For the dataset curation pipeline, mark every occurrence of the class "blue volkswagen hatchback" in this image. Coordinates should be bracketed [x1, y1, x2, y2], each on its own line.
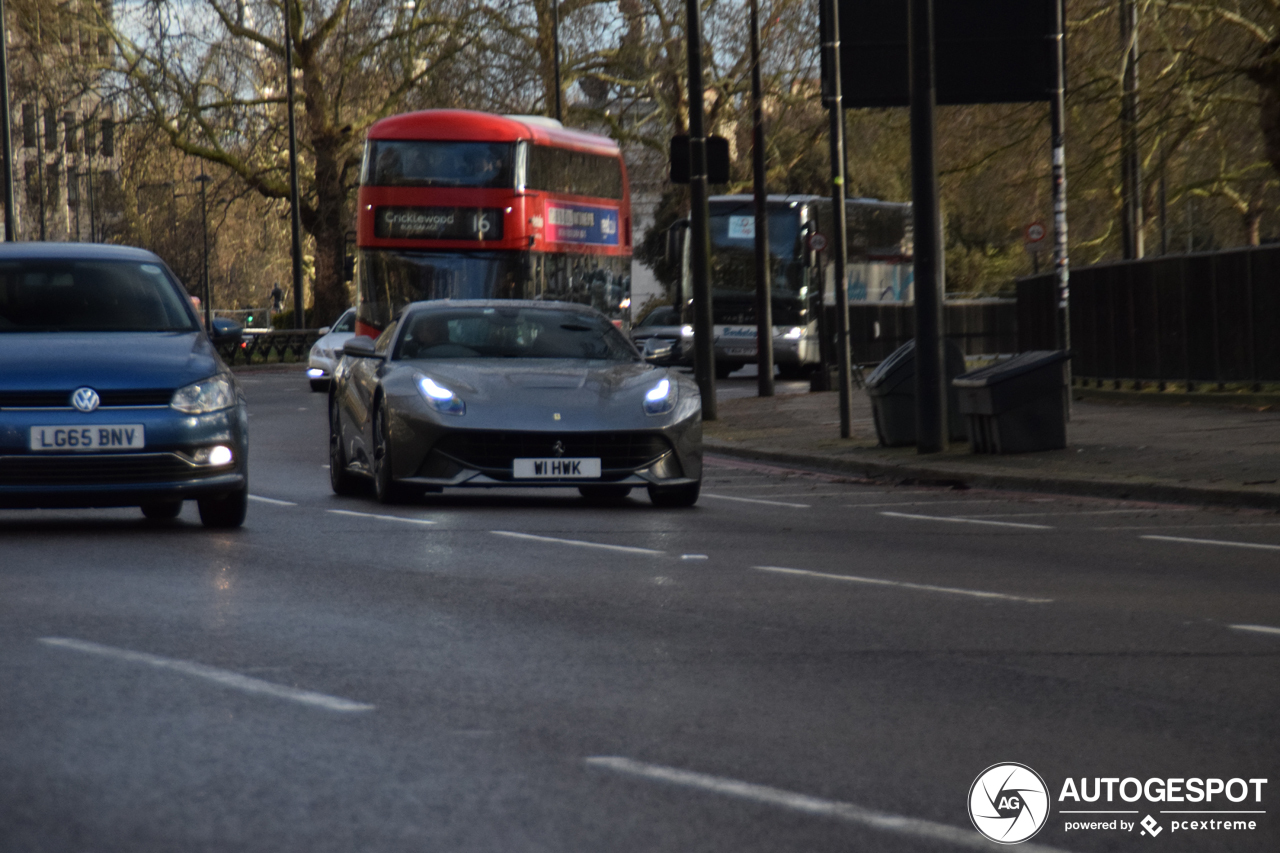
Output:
[0, 243, 248, 527]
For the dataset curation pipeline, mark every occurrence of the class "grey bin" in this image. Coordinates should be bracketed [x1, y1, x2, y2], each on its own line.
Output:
[952, 350, 1071, 454]
[864, 339, 968, 447]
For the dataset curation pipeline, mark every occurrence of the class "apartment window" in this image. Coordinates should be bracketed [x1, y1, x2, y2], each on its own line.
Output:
[44, 108, 57, 150]
[45, 165, 60, 207]
[64, 112, 78, 154]
[84, 119, 97, 156]
[101, 118, 114, 157]
[68, 170, 80, 208]
[21, 104, 35, 148]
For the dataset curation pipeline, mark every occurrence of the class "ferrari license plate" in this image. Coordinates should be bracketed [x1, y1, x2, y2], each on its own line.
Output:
[513, 457, 601, 478]
[30, 424, 146, 451]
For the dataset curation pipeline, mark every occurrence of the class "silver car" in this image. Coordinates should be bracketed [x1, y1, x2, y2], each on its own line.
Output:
[329, 300, 703, 507]
[629, 305, 691, 366]
[307, 308, 356, 391]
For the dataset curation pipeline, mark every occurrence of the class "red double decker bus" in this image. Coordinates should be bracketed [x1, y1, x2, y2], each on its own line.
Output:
[354, 110, 632, 339]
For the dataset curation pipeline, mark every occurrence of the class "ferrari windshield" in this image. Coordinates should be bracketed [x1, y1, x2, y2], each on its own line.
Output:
[0, 260, 199, 332]
[395, 306, 638, 361]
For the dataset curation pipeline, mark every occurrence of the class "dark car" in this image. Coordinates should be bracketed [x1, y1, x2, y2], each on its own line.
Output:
[629, 305, 690, 366]
[0, 243, 249, 527]
[330, 300, 702, 507]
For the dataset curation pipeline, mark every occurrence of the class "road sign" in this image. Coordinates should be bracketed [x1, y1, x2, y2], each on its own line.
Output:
[807, 231, 828, 253]
[1024, 221, 1047, 245]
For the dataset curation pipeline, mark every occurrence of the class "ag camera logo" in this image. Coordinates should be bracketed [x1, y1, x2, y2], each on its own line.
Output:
[969, 763, 1051, 844]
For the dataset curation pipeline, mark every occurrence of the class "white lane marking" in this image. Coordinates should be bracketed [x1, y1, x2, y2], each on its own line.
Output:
[845, 499, 1003, 508]
[702, 493, 811, 508]
[1228, 624, 1280, 637]
[585, 756, 1072, 853]
[491, 530, 664, 556]
[1096, 522, 1280, 530]
[754, 565, 1053, 604]
[1141, 534, 1280, 552]
[961, 508, 1195, 518]
[327, 509, 436, 526]
[248, 494, 297, 506]
[680, 554, 709, 560]
[880, 511, 1053, 530]
[38, 637, 374, 712]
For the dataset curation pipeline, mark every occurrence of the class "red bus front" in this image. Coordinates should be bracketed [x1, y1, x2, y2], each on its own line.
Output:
[355, 110, 633, 339]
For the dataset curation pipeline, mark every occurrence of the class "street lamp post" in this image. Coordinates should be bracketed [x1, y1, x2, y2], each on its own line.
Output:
[0, 0, 17, 240]
[195, 168, 212, 333]
[283, 0, 305, 328]
[685, 0, 716, 421]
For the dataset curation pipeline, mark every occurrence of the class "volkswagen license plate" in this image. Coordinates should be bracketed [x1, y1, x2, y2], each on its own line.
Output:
[30, 425, 146, 451]
[724, 347, 756, 356]
[513, 457, 601, 478]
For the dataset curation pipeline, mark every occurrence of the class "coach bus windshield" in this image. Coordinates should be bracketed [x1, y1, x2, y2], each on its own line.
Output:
[364, 141, 514, 189]
[708, 207, 806, 324]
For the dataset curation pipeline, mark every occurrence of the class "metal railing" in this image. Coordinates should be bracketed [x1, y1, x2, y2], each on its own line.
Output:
[1018, 245, 1280, 388]
[215, 330, 322, 366]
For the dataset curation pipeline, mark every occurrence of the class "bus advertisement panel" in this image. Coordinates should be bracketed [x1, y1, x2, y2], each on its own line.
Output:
[354, 110, 632, 339]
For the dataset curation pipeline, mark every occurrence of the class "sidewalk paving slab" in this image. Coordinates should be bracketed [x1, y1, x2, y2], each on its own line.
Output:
[704, 388, 1280, 511]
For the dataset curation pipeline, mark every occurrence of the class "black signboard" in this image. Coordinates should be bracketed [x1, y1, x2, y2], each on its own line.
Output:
[840, 0, 1056, 107]
[374, 207, 505, 241]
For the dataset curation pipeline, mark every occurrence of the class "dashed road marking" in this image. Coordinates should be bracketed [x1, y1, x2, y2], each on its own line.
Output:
[1228, 624, 1280, 637]
[39, 637, 374, 712]
[327, 509, 436, 525]
[585, 756, 1072, 852]
[702, 493, 810, 508]
[491, 530, 664, 556]
[248, 494, 297, 506]
[880, 511, 1053, 530]
[753, 565, 1053, 604]
[1141, 534, 1280, 552]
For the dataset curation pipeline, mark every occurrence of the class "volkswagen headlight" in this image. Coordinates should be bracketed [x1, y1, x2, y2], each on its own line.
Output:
[415, 373, 465, 415]
[776, 326, 803, 339]
[171, 375, 236, 414]
[643, 377, 678, 416]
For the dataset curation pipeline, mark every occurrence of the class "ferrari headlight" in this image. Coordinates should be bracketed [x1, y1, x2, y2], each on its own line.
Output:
[415, 373, 465, 416]
[171, 375, 236, 414]
[643, 377, 677, 416]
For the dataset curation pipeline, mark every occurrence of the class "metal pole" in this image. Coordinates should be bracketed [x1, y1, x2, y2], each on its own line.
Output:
[685, 0, 716, 420]
[551, 0, 563, 123]
[1051, 0, 1070, 359]
[909, 0, 946, 453]
[197, 166, 212, 333]
[0, 0, 16, 241]
[821, 0, 852, 437]
[1119, 0, 1143, 259]
[750, 0, 774, 397]
[284, 0, 306, 327]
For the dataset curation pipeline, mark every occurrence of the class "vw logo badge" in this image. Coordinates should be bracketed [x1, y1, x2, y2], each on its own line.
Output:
[71, 387, 100, 413]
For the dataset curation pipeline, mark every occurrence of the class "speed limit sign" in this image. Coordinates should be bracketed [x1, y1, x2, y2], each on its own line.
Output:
[1024, 222, 1047, 245]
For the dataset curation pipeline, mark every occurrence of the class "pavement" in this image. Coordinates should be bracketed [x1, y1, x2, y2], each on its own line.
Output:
[705, 378, 1280, 510]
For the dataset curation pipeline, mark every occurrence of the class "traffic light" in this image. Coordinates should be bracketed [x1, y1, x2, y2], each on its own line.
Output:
[246, 314, 254, 325]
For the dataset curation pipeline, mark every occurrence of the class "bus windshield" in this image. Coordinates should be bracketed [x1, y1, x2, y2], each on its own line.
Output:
[709, 209, 803, 294]
[364, 141, 514, 188]
[359, 250, 524, 329]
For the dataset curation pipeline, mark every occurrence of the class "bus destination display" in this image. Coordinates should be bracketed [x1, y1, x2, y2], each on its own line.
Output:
[374, 206, 505, 241]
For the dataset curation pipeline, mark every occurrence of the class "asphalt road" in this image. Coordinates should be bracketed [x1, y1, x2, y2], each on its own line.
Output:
[1, 370, 1277, 852]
